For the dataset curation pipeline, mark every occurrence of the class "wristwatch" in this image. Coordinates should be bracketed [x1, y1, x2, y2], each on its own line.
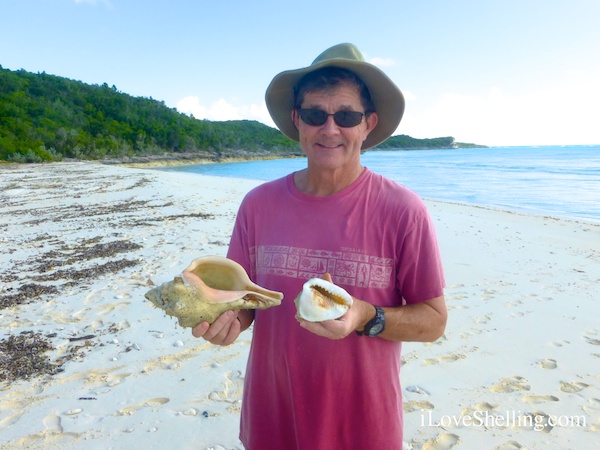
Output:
[356, 306, 385, 337]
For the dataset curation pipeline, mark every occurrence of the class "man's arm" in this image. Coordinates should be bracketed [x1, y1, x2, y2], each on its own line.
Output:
[299, 295, 446, 342]
[375, 295, 447, 342]
[298, 272, 446, 342]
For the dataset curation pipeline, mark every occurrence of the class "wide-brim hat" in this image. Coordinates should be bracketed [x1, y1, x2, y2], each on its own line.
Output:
[265, 43, 405, 150]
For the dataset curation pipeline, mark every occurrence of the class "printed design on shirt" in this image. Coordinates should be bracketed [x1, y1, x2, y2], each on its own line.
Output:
[249, 245, 392, 289]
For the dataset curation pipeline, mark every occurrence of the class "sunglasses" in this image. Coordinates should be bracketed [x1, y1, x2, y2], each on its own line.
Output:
[298, 109, 366, 128]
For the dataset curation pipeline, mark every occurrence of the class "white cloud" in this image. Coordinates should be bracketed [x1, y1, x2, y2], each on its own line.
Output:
[399, 70, 600, 146]
[401, 89, 416, 102]
[176, 96, 276, 127]
[177, 96, 207, 118]
[368, 56, 396, 67]
[176, 70, 600, 147]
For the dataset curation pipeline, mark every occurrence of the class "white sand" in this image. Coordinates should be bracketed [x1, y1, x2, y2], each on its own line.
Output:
[0, 162, 598, 450]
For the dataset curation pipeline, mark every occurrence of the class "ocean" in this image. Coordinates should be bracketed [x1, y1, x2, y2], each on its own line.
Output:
[159, 146, 600, 224]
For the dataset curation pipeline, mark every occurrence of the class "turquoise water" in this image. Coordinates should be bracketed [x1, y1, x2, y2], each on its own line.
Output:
[159, 146, 600, 223]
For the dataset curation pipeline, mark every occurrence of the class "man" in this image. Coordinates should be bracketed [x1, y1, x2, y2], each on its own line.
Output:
[193, 43, 447, 449]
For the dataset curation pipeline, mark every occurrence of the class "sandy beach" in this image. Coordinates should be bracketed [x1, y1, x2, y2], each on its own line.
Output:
[1, 162, 599, 450]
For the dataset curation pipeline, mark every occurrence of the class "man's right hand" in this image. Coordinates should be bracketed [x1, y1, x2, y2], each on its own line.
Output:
[192, 310, 242, 346]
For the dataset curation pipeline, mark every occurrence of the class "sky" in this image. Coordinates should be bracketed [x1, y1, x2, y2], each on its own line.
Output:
[2, 0, 599, 147]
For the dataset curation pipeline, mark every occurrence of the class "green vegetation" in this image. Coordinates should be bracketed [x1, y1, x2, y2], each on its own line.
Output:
[376, 135, 486, 150]
[0, 66, 300, 163]
[0, 66, 485, 163]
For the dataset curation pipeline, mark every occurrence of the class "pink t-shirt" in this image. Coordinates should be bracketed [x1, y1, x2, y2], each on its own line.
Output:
[227, 168, 445, 449]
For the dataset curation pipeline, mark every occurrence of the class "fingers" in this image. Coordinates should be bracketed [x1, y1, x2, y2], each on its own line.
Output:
[321, 272, 333, 282]
[191, 321, 210, 338]
[299, 317, 349, 340]
[191, 310, 241, 346]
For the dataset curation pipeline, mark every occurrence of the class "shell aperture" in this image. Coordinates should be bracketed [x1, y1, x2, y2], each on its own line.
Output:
[294, 278, 353, 322]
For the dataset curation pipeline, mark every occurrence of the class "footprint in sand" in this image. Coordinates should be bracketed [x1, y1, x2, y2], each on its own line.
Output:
[0, 395, 30, 429]
[106, 372, 132, 387]
[448, 304, 469, 311]
[522, 412, 553, 433]
[495, 441, 524, 450]
[117, 397, 170, 416]
[422, 432, 460, 450]
[583, 398, 600, 415]
[404, 400, 434, 413]
[538, 358, 557, 369]
[526, 293, 553, 302]
[208, 371, 245, 412]
[43, 413, 63, 432]
[460, 328, 483, 339]
[424, 353, 466, 365]
[461, 401, 496, 416]
[481, 290, 496, 301]
[98, 302, 130, 316]
[505, 299, 523, 307]
[522, 395, 560, 404]
[489, 376, 530, 393]
[559, 381, 589, 393]
[142, 343, 212, 372]
[583, 327, 600, 336]
[474, 315, 491, 324]
[448, 293, 469, 301]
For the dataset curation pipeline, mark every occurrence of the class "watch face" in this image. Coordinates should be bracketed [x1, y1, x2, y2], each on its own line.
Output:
[365, 306, 385, 336]
[368, 323, 384, 336]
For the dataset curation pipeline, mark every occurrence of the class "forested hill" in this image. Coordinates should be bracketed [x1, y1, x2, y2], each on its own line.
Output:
[378, 134, 485, 150]
[0, 67, 484, 163]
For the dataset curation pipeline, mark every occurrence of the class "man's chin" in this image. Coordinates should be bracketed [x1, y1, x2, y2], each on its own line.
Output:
[315, 143, 344, 151]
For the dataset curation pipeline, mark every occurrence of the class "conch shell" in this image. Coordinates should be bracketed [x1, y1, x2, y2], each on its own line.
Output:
[294, 278, 353, 322]
[145, 256, 283, 328]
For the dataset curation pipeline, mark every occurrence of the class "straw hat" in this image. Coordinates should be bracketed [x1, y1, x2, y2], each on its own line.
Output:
[265, 43, 405, 150]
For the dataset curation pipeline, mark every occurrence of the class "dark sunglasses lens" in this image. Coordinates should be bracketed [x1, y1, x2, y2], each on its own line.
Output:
[299, 109, 364, 127]
[334, 111, 364, 127]
[300, 109, 328, 126]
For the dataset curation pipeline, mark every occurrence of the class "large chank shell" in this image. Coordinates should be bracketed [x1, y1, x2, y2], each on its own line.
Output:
[145, 256, 283, 328]
[294, 278, 353, 322]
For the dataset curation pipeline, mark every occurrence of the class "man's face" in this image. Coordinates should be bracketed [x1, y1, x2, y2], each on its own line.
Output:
[292, 83, 378, 172]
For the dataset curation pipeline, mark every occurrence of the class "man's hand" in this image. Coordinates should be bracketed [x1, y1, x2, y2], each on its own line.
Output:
[298, 297, 374, 339]
[192, 310, 242, 346]
[296, 272, 375, 340]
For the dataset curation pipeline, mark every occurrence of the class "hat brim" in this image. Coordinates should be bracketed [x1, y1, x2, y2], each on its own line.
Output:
[265, 58, 404, 150]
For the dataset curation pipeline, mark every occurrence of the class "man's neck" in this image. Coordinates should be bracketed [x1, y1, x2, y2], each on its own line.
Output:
[294, 165, 365, 197]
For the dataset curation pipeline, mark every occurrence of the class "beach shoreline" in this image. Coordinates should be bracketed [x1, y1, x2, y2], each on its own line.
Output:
[1, 162, 599, 449]
[100, 150, 305, 169]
